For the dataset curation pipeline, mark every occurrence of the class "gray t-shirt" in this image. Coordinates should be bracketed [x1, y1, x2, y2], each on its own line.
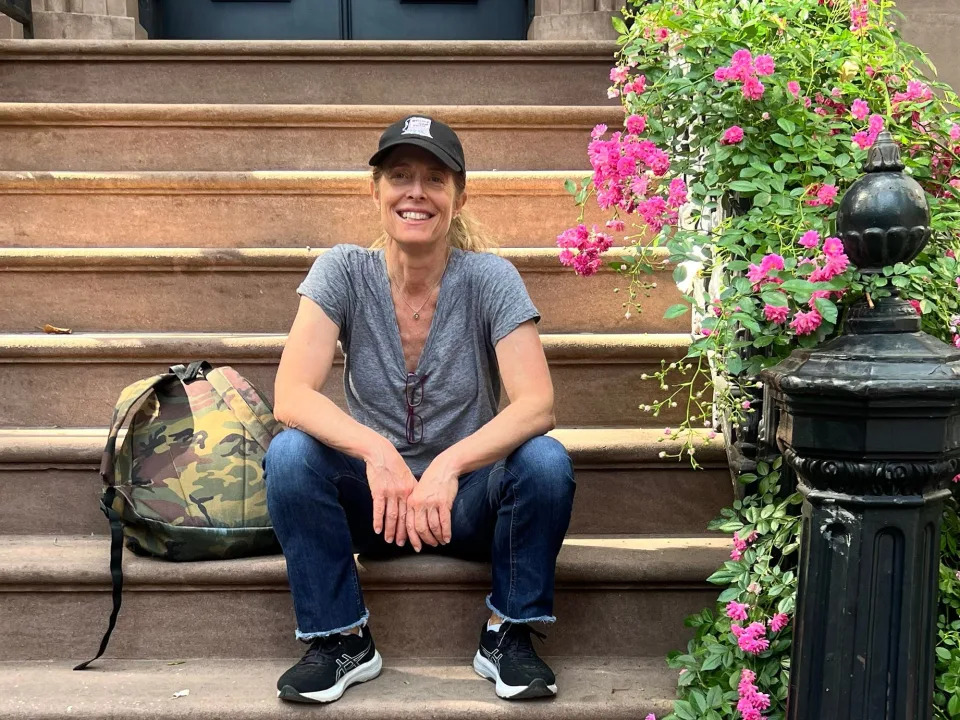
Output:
[296, 244, 541, 478]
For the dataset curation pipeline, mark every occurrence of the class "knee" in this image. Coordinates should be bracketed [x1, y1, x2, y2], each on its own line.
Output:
[264, 429, 332, 505]
[506, 435, 575, 503]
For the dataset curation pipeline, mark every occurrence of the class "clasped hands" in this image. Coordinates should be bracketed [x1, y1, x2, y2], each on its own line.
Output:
[364, 444, 458, 552]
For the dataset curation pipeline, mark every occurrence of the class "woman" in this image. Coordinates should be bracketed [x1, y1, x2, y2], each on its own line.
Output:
[263, 115, 576, 704]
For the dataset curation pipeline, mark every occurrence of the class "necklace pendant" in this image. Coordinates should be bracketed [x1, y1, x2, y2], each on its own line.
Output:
[413, 312, 420, 320]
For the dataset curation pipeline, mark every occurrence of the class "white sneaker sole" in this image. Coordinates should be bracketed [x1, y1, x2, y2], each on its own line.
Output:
[473, 651, 557, 700]
[278, 650, 382, 703]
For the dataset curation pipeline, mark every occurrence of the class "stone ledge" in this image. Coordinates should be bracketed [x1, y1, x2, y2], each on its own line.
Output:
[0, 101, 620, 129]
[0, 38, 619, 58]
[0, 658, 676, 720]
[0, 426, 724, 466]
[0, 533, 730, 588]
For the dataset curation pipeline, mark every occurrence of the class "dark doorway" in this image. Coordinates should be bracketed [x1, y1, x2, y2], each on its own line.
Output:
[145, 0, 530, 40]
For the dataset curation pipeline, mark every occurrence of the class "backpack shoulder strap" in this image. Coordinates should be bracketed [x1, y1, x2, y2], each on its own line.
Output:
[204, 367, 279, 450]
[77, 373, 172, 671]
[73, 485, 123, 671]
[100, 373, 172, 485]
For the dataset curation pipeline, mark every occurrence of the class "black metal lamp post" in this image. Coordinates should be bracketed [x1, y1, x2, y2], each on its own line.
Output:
[760, 132, 960, 720]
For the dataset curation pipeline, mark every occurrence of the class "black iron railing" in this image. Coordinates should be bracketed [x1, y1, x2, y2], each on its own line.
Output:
[0, 0, 32, 38]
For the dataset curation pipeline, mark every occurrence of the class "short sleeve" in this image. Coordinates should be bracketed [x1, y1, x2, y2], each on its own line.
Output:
[480, 256, 541, 345]
[296, 245, 355, 333]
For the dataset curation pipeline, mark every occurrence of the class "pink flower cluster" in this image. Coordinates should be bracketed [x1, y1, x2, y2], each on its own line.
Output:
[723, 125, 745, 145]
[607, 66, 646, 98]
[853, 114, 885, 150]
[714, 49, 774, 101]
[582, 124, 683, 242]
[731, 530, 759, 561]
[747, 253, 784, 286]
[849, 0, 870, 32]
[556, 224, 613, 277]
[804, 183, 838, 207]
[892, 79, 934, 108]
[809, 235, 850, 282]
[790, 309, 822, 335]
[769, 613, 790, 633]
[850, 98, 870, 121]
[731, 622, 770, 654]
[726, 601, 750, 622]
[764, 304, 789, 324]
[737, 669, 772, 720]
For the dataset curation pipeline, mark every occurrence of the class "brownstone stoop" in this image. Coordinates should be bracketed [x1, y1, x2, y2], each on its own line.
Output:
[0, 39, 731, 718]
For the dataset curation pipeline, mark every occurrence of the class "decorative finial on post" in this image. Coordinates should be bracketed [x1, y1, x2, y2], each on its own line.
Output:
[760, 135, 960, 720]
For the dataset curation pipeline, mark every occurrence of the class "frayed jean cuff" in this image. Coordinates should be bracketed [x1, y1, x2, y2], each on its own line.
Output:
[485, 593, 556, 624]
[295, 608, 370, 641]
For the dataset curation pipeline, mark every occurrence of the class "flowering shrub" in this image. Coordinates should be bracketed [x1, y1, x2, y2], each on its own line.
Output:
[560, 0, 960, 718]
[666, 459, 800, 720]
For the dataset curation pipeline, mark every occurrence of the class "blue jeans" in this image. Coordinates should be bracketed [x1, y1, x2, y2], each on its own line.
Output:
[263, 428, 576, 640]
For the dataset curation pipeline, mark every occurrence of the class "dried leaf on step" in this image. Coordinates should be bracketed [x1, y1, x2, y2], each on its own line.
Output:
[172, 689, 190, 698]
[167, 661, 186, 666]
[38, 324, 72, 334]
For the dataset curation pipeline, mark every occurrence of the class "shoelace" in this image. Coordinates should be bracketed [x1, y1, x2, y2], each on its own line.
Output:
[499, 623, 547, 665]
[301, 635, 344, 666]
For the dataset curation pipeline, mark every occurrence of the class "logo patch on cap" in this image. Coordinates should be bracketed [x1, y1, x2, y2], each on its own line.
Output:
[402, 117, 433, 139]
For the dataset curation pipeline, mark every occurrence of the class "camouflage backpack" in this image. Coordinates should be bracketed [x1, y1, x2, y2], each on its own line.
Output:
[75, 361, 282, 670]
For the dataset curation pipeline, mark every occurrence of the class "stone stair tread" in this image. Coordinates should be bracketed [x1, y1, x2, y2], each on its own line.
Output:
[0, 534, 730, 589]
[0, 426, 725, 466]
[0, 102, 619, 126]
[0, 169, 616, 249]
[0, 656, 674, 719]
[0, 246, 653, 267]
[0, 38, 618, 57]
[0, 168, 599, 190]
[0, 330, 691, 359]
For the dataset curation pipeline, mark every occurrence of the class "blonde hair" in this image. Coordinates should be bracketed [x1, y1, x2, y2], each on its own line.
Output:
[369, 166, 500, 253]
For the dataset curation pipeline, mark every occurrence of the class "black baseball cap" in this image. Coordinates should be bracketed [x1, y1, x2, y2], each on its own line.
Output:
[368, 115, 465, 173]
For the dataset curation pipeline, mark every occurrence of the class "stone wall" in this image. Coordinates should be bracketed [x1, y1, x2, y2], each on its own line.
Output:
[529, 0, 960, 93]
[1, 0, 145, 39]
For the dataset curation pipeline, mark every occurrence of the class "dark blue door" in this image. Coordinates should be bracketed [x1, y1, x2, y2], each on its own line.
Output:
[152, 0, 529, 40]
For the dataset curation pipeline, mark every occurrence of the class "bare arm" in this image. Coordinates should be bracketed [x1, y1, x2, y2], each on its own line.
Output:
[273, 296, 392, 464]
[438, 319, 556, 475]
[274, 296, 416, 544]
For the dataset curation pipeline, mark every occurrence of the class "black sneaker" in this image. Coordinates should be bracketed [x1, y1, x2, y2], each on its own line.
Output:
[473, 622, 557, 699]
[277, 627, 382, 703]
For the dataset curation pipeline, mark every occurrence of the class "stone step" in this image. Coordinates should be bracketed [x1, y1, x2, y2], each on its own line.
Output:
[0, 104, 617, 171]
[0, 427, 730, 538]
[0, 39, 618, 106]
[0, 534, 729, 661]
[0, 170, 615, 248]
[0, 247, 683, 335]
[0, 657, 674, 719]
[0, 332, 701, 429]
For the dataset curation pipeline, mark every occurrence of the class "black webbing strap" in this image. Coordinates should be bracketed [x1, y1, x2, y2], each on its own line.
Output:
[73, 486, 124, 671]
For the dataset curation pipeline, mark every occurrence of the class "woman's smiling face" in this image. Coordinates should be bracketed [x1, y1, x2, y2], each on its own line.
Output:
[373, 145, 466, 247]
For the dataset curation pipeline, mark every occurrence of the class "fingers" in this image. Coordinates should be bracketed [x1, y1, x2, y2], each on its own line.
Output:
[405, 508, 422, 552]
[439, 505, 452, 545]
[415, 507, 439, 547]
[427, 507, 443, 543]
[395, 499, 408, 547]
[372, 491, 385, 535]
[384, 496, 399, 544]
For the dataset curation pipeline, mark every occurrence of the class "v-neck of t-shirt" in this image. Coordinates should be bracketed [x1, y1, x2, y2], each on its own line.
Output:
[377, 247, 461, 378]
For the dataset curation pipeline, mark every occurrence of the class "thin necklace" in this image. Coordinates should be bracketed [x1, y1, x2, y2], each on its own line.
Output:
[388, 248, 451, 321]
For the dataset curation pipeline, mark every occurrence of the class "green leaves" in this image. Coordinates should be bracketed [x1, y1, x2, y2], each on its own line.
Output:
[665, 303, 691, 319]
[777, 117, 797, 135]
